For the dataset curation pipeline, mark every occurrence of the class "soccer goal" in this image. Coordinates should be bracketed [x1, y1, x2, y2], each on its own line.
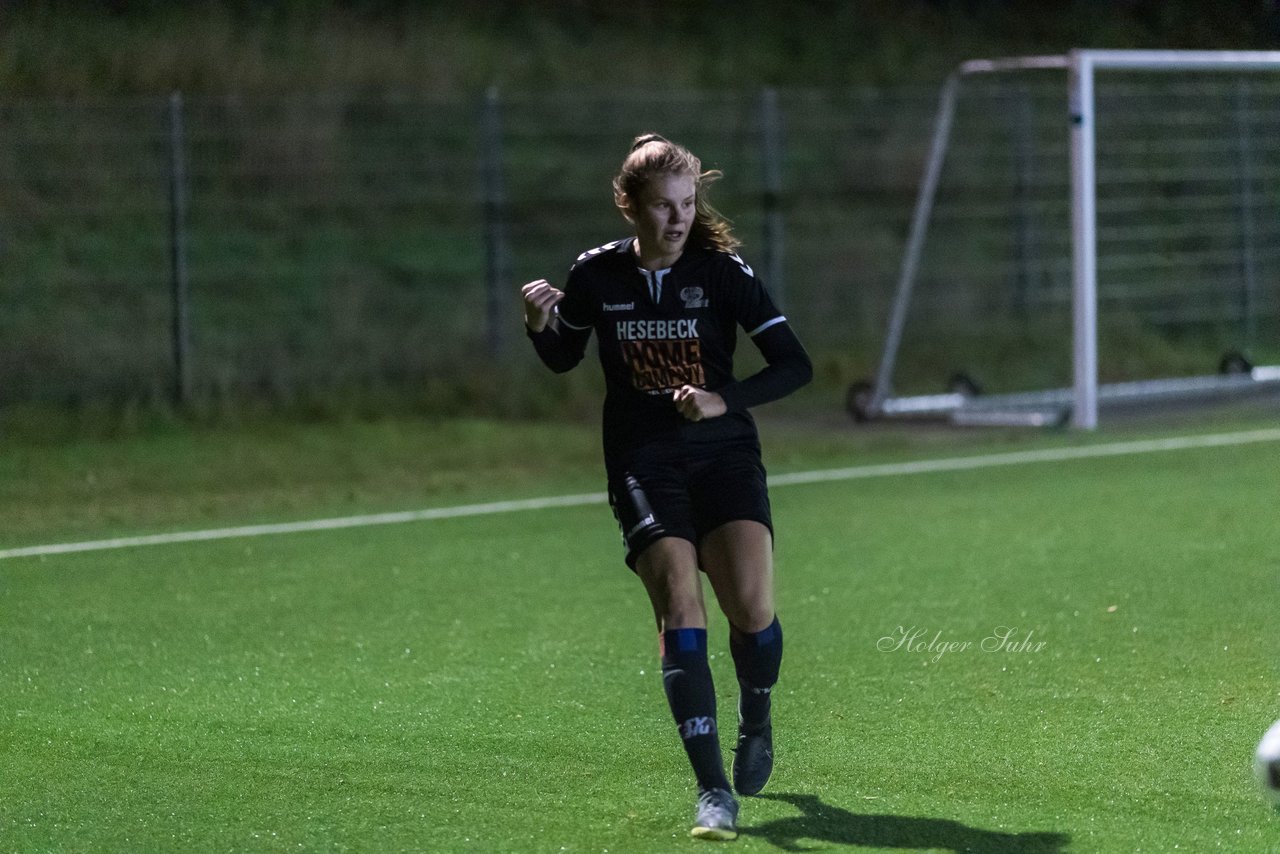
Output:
[856, 49, 1280, 429]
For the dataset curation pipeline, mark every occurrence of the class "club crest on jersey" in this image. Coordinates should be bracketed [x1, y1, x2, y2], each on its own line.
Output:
[680, 286, 709, 309]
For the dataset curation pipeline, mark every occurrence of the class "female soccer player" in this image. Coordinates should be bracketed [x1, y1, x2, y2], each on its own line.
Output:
[521, 133, 812, 840]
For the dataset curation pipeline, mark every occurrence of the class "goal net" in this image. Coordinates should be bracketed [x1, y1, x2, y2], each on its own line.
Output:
[863, 50, 1280, 428]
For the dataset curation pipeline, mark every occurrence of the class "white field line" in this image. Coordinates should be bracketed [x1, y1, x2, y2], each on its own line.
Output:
[3, 427, 1279, 562]
[767, 426, 1280, 486]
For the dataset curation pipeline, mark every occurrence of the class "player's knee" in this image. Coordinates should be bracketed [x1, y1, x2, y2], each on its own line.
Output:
[728, 601, 775, 635]
[637, 543, 704, 629]
[663, 595, 707, 629]
[651, 577, 705, 629]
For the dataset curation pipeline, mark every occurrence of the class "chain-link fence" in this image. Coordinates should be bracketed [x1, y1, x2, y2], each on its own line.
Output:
[2, 80, 1276, 414]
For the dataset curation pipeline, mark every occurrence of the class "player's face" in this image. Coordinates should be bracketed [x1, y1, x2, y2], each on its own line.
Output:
[631, 172, 696, 269]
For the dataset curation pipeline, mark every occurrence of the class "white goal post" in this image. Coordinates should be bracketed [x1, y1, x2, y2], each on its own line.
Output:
[864, 49, 1280, 429]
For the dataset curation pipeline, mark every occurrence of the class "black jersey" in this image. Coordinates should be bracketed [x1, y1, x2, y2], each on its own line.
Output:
[528, 238, 812, 462]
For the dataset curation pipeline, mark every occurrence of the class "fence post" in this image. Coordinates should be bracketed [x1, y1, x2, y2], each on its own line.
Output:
[167, 91, 192, 407]
[1233, 78, 1258, 351]
[481, 86, 511, 359]
[759, 87, 785, 308]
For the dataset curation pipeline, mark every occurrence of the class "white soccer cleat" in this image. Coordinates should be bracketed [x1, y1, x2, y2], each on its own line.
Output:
[691, 786, 739, 841]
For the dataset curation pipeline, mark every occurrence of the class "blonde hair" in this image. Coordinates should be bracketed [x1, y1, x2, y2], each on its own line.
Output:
[612, 133, 741, 254]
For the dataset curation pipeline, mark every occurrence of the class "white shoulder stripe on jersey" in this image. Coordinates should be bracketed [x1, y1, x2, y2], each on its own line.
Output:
[554, 306, 592, 331]
[575, 238, 629, 263]
[748, 316, 787, 337]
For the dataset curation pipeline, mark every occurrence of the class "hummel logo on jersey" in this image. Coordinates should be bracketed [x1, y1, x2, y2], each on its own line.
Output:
[680, 716, 717, 740]
[603, 302, 635, 312]
[680, 286, 709, 309]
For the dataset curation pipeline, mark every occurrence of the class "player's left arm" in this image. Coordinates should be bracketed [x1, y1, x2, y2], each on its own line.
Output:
[716, 320, 812, 412]
[714, 255, 813, 413]
[675, 321, 810, 421]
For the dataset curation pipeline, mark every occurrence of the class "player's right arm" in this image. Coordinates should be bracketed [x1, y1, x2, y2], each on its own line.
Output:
[521, 278, 592, 373]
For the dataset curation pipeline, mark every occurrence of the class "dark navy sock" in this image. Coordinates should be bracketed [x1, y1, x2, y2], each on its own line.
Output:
[660, 627, 729, 792]
[729, 616, 783, 731]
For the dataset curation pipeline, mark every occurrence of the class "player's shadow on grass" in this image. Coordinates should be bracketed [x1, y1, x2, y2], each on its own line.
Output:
[742, 793, 1069, 853]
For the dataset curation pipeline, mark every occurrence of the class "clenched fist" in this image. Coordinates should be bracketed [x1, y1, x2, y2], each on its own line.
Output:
[520, 279, 564, 333]
[673, 384, 726, 421]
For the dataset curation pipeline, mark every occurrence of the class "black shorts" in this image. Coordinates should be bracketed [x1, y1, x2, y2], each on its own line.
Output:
[606, 440, 773, 571]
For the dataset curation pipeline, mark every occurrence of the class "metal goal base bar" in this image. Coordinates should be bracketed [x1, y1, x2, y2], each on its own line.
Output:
[873, 367, 1280, 427]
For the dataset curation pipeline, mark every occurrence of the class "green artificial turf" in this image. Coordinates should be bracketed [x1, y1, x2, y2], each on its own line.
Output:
[2, 416, 1278, 851]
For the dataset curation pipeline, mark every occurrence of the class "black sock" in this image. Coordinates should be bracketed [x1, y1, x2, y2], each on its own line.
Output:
[729, 616, 783, 732]
[660, 628, 729, 792]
